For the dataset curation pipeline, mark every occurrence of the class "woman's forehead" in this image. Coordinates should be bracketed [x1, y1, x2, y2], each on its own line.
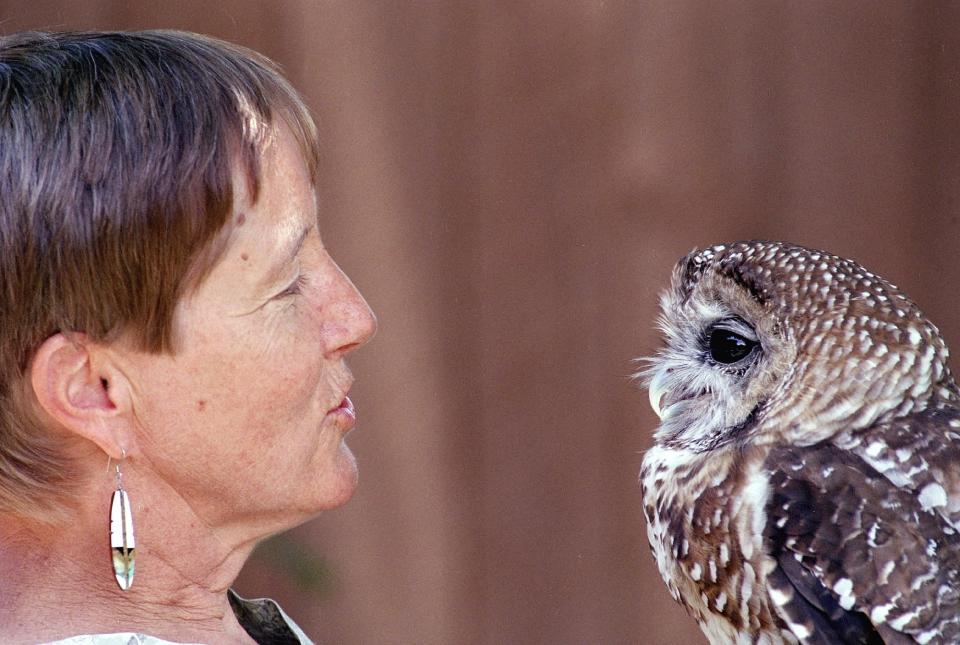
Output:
[222, 132, 317, 276]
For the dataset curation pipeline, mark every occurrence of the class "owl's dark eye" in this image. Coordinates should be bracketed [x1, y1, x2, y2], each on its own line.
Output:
[708, 328, 757, 364]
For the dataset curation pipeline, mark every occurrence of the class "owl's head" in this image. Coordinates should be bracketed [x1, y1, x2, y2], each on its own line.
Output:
[644, 241, 958, 451]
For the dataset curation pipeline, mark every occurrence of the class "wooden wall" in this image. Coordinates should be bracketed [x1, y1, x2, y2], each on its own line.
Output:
[3, 2, 959, 643]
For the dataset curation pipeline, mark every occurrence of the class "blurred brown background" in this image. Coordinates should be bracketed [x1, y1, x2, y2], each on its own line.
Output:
[4, 1, 960, 643]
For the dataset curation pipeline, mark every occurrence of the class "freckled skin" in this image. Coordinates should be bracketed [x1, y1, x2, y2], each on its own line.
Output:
[112, 125, 377, 537]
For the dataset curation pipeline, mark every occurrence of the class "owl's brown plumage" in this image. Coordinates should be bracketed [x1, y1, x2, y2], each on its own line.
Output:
[640, 241, 960, 644]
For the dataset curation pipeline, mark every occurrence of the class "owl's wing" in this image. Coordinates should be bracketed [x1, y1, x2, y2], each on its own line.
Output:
[837, 406, 960, 531]
[762, 428, 960, 644]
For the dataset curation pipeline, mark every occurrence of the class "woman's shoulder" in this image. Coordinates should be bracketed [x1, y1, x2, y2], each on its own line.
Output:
[41, 636, 201, 645]
[40, 591, 314, 645]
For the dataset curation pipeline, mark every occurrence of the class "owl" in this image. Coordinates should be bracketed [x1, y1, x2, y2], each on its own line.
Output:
[640, 241, 960, 644]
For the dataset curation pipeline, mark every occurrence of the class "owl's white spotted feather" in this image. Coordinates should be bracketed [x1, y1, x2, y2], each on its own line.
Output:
[640, 241, 960, 644]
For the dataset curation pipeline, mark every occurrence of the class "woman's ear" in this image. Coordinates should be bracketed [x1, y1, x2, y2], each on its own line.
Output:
[29, 333, 133, 460]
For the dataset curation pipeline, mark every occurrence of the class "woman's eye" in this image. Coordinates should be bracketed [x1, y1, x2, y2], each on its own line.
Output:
[708, 328, 757, 364]
[276, 274, 309, 299]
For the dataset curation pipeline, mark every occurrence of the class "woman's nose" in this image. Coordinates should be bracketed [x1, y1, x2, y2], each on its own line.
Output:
[322, 262, 377, 359]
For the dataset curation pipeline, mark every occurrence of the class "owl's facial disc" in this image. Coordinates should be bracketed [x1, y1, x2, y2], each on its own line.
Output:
[646, 314, 764, 449]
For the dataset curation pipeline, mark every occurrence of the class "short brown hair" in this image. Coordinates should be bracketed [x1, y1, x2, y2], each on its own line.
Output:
[0, 30, 320, 520]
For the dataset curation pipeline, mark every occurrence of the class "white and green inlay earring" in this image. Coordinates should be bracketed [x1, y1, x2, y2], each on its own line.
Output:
[110, 451, 136, 590]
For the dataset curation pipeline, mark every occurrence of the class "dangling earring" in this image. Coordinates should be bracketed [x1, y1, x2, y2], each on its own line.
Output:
[110, 450, 136, 590]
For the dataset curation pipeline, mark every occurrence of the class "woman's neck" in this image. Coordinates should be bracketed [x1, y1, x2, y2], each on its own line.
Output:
[0, 475, 260, 644]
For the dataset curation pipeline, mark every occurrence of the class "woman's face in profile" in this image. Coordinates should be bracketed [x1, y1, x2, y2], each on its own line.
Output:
[116, 125, 377, 533]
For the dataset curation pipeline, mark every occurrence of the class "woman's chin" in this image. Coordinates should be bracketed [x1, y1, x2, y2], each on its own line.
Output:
[312, 443, 359, 511]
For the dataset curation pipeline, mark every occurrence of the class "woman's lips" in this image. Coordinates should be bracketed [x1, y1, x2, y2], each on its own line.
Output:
[339, 396, 355, 418]
[327, 396, 356, 430]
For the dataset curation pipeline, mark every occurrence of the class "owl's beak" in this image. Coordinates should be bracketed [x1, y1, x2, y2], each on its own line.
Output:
[648, 372, 669, 420]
